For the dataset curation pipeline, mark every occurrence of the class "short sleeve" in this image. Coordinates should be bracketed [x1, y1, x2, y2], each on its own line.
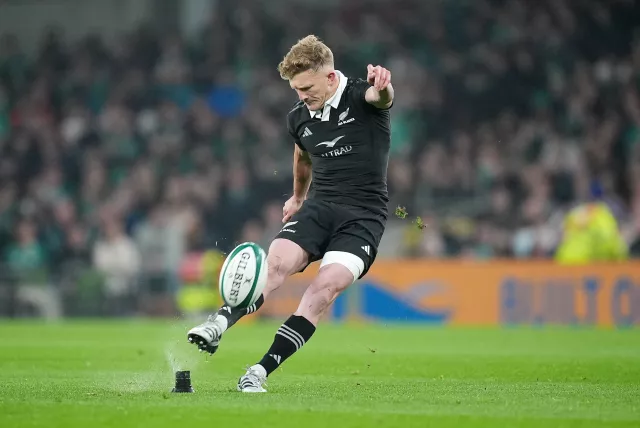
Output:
[349, 78, 393, 111]
[349, 78, 371, 107]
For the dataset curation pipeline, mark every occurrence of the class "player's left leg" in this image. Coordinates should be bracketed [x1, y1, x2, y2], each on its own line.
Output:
[187, 238, 309, 354]
[237, 252, 362, 392]
[188, 200, 333, 354]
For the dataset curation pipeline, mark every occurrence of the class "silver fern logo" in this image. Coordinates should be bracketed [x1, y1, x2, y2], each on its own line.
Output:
[338, 107, 350, 122]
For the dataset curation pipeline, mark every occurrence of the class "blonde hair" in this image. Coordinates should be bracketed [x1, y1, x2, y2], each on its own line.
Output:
[277, 35, 334, 80]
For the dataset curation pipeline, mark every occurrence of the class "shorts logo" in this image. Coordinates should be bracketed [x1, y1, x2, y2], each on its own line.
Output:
[361, 245, 370, 255]
[281, 221, 298, 233]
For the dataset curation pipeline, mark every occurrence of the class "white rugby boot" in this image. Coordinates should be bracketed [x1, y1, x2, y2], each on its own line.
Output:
[237, 365, 267, 393]
[187, 314, 227, 355]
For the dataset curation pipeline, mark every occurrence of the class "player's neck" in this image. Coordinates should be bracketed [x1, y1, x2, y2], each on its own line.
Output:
[323, 73, 340, 105]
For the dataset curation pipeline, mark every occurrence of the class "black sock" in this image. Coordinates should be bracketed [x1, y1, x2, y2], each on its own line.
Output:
[258, 315, 316, 375]
[217, 294, 264, 330]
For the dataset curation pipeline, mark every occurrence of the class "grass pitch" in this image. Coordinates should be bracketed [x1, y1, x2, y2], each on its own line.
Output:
[0, 320, 638, 428]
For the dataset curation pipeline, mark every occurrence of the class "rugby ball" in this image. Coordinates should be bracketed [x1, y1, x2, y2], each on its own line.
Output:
[219, 242, 268, 309]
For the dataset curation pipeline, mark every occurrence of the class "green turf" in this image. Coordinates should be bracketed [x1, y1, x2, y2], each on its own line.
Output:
[0, 320, 638, 428]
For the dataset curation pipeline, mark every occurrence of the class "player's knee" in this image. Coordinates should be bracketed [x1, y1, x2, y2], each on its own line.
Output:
[305, 280, 336, 310]
[300, 265, 353, 318]
[307, 287, 334, 315]
[263, 253, 287, 298]
[266, 252, 284, 278]
[263, 239, 309, 298]
[309, 268, 350, 298]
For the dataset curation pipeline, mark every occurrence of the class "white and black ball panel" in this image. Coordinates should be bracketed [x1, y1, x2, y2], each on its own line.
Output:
[219, 242, 267, 309]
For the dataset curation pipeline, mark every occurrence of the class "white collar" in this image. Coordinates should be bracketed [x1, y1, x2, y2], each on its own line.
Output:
[307, 70, 348, 122]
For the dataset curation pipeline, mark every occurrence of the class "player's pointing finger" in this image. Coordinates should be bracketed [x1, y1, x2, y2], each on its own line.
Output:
[382, 69, 391, 89]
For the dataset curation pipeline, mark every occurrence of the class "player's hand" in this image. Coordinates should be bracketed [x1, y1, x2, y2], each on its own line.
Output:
[282, 196, 304, 223]
[367, 64, 391, 91]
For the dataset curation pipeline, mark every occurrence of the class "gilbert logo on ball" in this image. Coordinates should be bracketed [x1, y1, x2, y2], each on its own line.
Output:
[219, 242, 268, 309]
[229, 252, 252, 305]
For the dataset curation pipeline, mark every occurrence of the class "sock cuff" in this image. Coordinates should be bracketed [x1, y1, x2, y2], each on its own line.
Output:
[248, 294, 265, 314]
[283, 315, 316, 341]
[259, 315, 316, 376]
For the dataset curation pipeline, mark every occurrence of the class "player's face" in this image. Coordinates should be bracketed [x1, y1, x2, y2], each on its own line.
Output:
[290, 69, 337, 111]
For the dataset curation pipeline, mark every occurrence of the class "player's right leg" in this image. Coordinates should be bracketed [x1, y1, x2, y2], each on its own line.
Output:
[237, 261, 356, 392]
[187, 238, 309, 354]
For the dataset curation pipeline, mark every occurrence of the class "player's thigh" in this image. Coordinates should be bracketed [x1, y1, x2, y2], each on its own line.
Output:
[266, 238, 310, 279]
[273, 199, 334, 266]
[324, 219, 385, 280]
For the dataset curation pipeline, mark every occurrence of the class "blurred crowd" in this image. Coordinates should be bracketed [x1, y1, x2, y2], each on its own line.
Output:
[1, 0, 640, 297]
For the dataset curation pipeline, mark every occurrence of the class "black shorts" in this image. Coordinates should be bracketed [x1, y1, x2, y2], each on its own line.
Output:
[274, 199, 386, 279]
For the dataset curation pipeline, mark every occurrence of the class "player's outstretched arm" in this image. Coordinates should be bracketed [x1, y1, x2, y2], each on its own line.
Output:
[364, 64, 394, 109]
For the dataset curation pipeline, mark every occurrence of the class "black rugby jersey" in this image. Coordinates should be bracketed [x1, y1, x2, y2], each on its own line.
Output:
[286, 75, 391, 219]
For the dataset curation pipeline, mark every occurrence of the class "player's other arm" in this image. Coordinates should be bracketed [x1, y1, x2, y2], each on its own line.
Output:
[293, 144, 312, 200]
[364, 64, 393, 109]
[282, 144, 312, 223]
